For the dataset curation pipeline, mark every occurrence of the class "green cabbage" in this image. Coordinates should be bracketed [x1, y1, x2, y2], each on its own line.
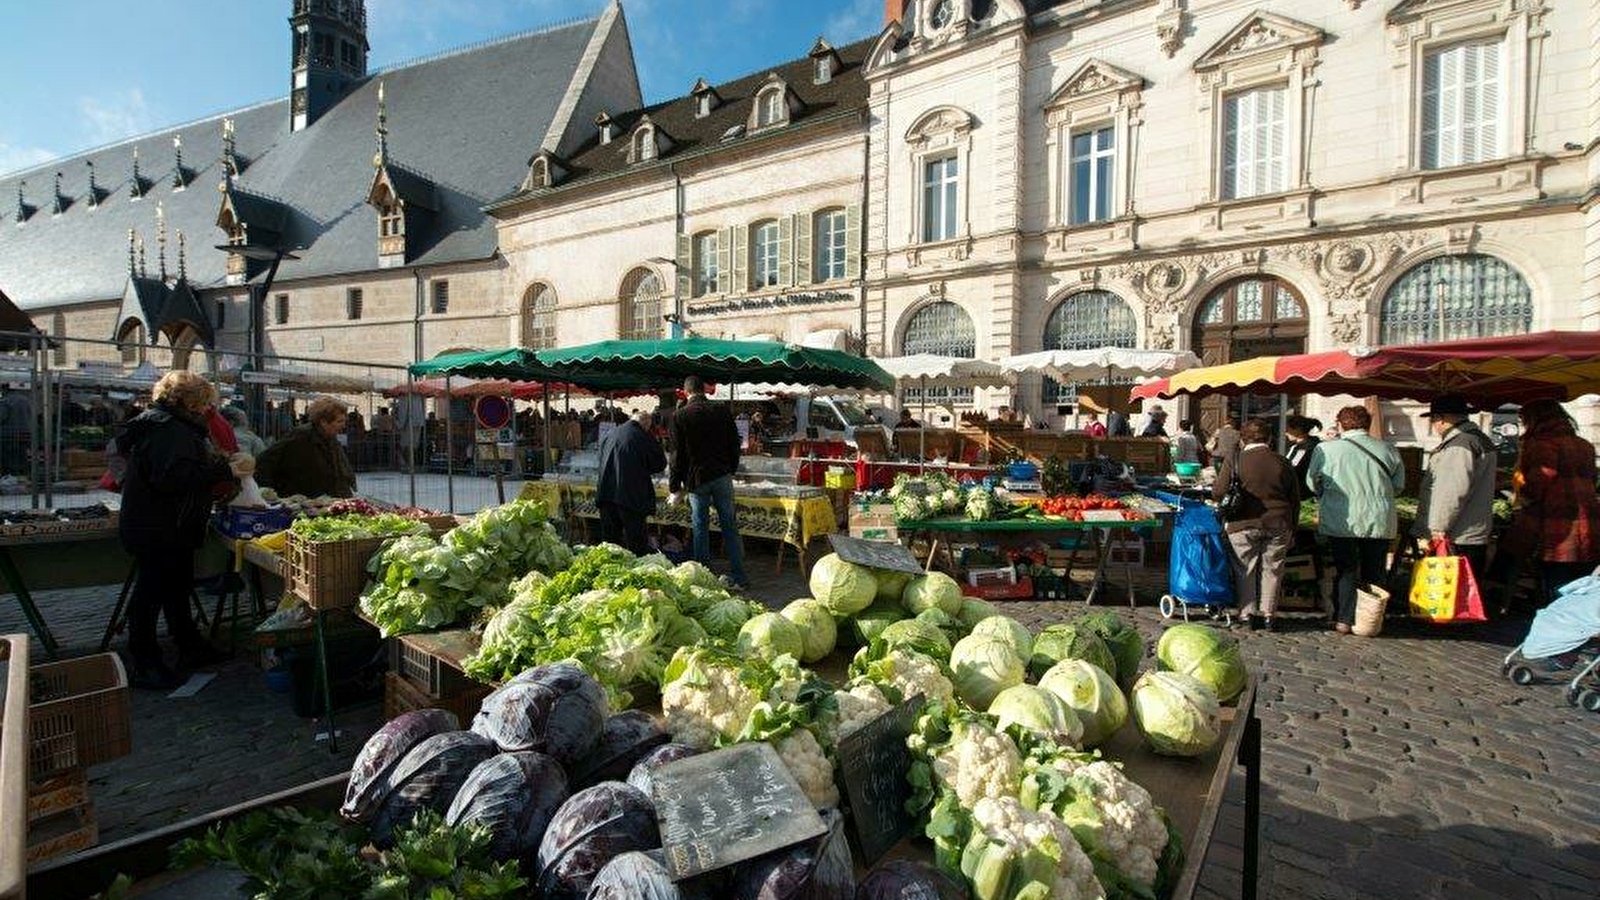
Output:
[1037, 659, 1127, 747]
[958, 597, 999, 629]
[1155, 624, 1248, 702]
[810, 554, 877, 617]
[874, 569, 913, 605]
[738, 613, 805, 662]
[1076, 611, 1144, 688]
[670, 560, 722, 590]
[968, 615, 1032, 660]
[1131, 671, 1221, 757]
[700, 597, 758, 641]
[987, 683, 1083, 748]
[948, 633, 1025, 710]
[902, 572, 963, 616]
[879, 618, 953, 662]
[780, 599, 838, 663]
[851, 601, 907, 646]
[1028, 624, 1116, 681]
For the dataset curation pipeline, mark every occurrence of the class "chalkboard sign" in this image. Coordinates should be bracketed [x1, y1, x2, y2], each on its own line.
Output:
[651, 743, 827, 881]
[834, 694, 926, 864]
[828, 533, 922, 575]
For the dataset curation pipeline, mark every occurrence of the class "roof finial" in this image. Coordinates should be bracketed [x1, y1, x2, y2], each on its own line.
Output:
[373, 80, 389, 168]
[130, 146, 144, 200]
[15, 180, 25, 221]
[176, 229, 188, 282]
[51, 171, 64, 215]
[222, 117, 238, 182]
[155, 201, 168, 282]
[172, 134, 186, 190]
[86, 161, 99, 210]
[127, 227, 137, 274]
[136, 233, 147, 278]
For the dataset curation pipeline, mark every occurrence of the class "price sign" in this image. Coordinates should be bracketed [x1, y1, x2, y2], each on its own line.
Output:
[834, 695, 925, 863]
[651, 743, 826, 882]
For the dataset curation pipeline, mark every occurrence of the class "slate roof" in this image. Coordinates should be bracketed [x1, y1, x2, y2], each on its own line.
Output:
[0, 287, 43, 350]
[519, 36, 873, 196]
[0, 16, 604, 311]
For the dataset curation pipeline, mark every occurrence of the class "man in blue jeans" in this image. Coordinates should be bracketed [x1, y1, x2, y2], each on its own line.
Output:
[667, 375, 748, 588]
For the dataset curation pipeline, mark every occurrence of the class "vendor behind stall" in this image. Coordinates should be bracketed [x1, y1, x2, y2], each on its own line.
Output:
[255, 396, 357, 498]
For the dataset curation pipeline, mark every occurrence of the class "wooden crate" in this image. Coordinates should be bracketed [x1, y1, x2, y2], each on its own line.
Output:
[383, 672, 490, 726]
[29, 653, 131, 778]
[389, 638, 478, 700]
[26, 769, 96, 864]
[285, 533, 390, 610]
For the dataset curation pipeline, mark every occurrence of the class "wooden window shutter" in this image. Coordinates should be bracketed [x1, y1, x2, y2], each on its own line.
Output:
[675, 232, 693, 301]
[732, 225, 748, 292]
[717, 226, 734, 294]
[844, 203, 862, 281]
[777, 215, 794, 286]
[1421, 48, 1443, 168]
[1265, 88, 1286, 193]
[795, 212, 813, 286]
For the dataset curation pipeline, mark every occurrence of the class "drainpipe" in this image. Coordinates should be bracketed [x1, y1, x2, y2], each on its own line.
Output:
[672, 163, 685, 338]
[858, 110, 871, 355]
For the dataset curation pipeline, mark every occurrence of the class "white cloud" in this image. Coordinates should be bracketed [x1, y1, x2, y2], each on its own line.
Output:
[825, 0, 882, 42]
[0, 141, 57, 178]
[78, 88, 157, 147]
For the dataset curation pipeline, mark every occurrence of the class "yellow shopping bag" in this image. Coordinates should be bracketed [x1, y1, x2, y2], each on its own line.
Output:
[1407, 540, 1487, 623]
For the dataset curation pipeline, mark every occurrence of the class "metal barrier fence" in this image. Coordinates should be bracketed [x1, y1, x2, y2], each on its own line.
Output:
[0, 332, 610, 516]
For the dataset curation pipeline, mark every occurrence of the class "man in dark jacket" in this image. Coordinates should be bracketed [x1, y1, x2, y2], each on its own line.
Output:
[255, 396, 357, 498]
[669, 376, 748, 587]
[596, 411, 667, 554]
[118, 372, 238, 688]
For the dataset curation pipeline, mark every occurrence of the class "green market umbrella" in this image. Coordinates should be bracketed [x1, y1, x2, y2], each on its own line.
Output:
[536, 336, 895, 392]
[409, 348, 645, 393]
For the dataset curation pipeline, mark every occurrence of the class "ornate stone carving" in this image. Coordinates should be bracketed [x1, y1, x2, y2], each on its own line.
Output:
[1445, 222, 1479, 250]
[1226, 22, 1284, 55]
[1329, 313, 1365, 345]
[1070, 67, 1113, 97]
[1147, 324, 1177, 350]
[1155, 1, 1186, 59]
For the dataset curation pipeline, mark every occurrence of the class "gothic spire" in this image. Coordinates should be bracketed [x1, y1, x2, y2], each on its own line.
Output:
[373, 80, 389, 168]
[176, 229, 188, 282]
[222, 117, 238, 183]
[136, 233, 147, 278]
[172, 134, 187, 190]
[131, 146, 144, 200]
[127, 228, 137, 275]
[14, 180, 25, 222]
[155, 202, 168, 281]
[51, 171, 64, 215]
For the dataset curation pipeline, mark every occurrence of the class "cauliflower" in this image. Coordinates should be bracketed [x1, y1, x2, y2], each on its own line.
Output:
[661, 654, 760, 750]
[824, 682, 892, 746]
[774, 729, 839, 810]
[966, 797, 1105, 900]
[931, 719, 1022, 807]
[941, 488, 962, 512]
[1037, 758, 1168, 889]
[870, 649, 955, 705]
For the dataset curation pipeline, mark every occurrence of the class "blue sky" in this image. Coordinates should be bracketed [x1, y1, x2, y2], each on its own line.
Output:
[0, 0, 885, 176]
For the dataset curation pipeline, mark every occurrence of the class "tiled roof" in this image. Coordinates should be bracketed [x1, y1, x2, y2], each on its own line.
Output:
[0, 16, 605, 310]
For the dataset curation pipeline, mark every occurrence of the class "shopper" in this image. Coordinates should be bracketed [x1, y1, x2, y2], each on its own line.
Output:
[1414, 395, 1497, 577]
[1081, 412, 1107, 438]
[255, 396, 358, 498]
[117, 372, 241, 688]
[1207, 416, 1241, 471]
[221, 407, 267, 458]
[895, 408, 921, 430]
[1307, 406, 1404, 634]
[1139, 405, 1170, 438]
[596, 411, 667, 555]
[1284, 415, 1323, 493]
[1171, 419, 1201, 466]
[1215, 418, 1300, 631]
[668, 375, 748, 588]
[1512, 398, 1600, 600]
[1107, 408, 1132, 437]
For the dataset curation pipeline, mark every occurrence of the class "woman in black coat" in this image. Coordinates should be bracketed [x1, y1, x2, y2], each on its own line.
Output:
[117, 372, 238, 688]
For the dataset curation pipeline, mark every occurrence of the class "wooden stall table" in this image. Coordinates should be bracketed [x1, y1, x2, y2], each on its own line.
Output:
[0, 515, 127, 658]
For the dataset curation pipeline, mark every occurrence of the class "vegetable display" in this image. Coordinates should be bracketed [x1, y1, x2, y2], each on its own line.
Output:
[949, 634, 1026, 710]
[739, 612, 806, 662]
[809, 553, 878, 617]
[902, 572, 963, 616]
[534, 782, 661, 900]
[1028, 624, 1116, 682]
[1076, 611, 1145, 689]
[289, 512, 432, 543]
[780, 599, 838, 663]
[1037, 660, 1128, 748]
[1155, 624, 1248, 703]
[1130, 671, 1222, 757]
[444, 751, 569, 866]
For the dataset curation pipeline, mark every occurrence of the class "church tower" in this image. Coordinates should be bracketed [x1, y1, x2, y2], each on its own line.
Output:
[289, 0, 369, 132]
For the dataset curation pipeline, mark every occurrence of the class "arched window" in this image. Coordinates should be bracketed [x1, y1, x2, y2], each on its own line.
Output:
[901, 300, 977, 406]
[50, 313, 66, 365]
[1379, 253, 1531, 345]
[1195, 278, 1306, 327]
[619, 268, 663, 340]
[634, 127, 655, 162]
[756, 89, 784, 128]
[1041, 290, 1137, 405]
[521, 283, 557, 349]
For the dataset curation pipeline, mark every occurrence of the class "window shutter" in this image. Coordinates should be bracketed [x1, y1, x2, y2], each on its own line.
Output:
[1266, 88, 1286, 193]
[1421, 50, 1442, 168]
[795, 213, 813, 285]
[1222, 94, 1242, 199]
[675, 233, 692, 300]
[1436, 46, 1464, 167]
[1466, 41, 1501, 164]
[844, 204, 862, 281]
[717, 226, 734, 294]
[777, 215, 794, 286]
[732, 225, 748, 292]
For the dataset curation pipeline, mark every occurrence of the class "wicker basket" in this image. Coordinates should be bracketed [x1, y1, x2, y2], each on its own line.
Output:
[286, 533, 391, 610]
[28, 654, 131, 780]
[1353, 585, 1390, 637]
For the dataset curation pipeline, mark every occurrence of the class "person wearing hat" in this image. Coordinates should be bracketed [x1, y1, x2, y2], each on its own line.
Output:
[1139, 404, 1170, 438]
[1414, 394, 1498, 577]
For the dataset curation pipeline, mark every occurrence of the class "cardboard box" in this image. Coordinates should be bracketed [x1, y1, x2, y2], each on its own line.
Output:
[849, 502, 898, 543]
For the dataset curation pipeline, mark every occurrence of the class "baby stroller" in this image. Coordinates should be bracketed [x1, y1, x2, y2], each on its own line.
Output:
[1156, 495, 1235, 625]
[1501, 571, 1600, 712]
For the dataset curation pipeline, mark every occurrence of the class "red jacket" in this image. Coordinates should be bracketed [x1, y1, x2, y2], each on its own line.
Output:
[1516, 429, 1600, 563]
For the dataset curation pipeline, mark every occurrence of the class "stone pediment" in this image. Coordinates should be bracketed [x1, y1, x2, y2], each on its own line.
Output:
[1193, 11, 1325, 71]
[905, 105, 975, 147]
[1045, 59, 1144, 108]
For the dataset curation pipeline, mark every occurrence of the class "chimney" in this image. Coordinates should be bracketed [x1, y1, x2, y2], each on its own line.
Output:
[885, 0, 909, 25]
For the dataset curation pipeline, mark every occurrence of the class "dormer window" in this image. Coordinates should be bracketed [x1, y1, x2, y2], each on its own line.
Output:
[697, 94, 713, 117]
[529, 157, 550, 188]
[597, 112, 615, 145]
[637, 128, 656, 161]
[755, 87, 786, 129]
[809, 38, 841, 85]
[691, 78, 721, 119]
[816, 58, 832, 84]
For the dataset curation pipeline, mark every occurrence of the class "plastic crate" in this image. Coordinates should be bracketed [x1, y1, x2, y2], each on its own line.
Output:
[389, 639, 476, 699]
[28, 654, 131, 779]
[1032, 573, 1071, 601]
[383, 672, 490, 726]
[960, 576, 1034, 601]
[215, 506, 295, 539]
[285, 533, 391, 610]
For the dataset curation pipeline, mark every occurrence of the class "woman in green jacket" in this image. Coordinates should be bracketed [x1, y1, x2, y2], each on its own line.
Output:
[1306, 406, 1406, 633]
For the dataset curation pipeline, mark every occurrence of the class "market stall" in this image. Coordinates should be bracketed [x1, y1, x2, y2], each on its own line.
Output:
[0, 507, 125, 657]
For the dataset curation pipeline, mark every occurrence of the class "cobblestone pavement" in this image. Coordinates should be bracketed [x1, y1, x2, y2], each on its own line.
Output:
[5, 555, 1597, 898]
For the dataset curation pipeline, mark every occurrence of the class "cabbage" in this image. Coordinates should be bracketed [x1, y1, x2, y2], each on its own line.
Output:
[625, 743, 700, 798]
[1131, 671, 1221, 757]
[342, 709, 459, 823]
[850, 601, 907, 646]
[738, 612, 805, 662]
[958, 597, 998, 629]
[700, 597, 758, 641]
[855, 859, 968, 900]
[1037, 659, 1128, 747]
[968, 615, 1032, 659]
[914, 607, 967, 645]
[901, 572, 962, 616]
[1029, 623, 1116, 681]
[1156, 624, 1248, 702]
[670, 560, 722, 591]
[874, 569, 913, 605]
[471, 663, 607, 767]
[878, 617, 952, 662]
[445, 750, 569, 865]
[730, 808, 854, 900]
[589, 850, 711, 900]
[810, 554, 878, 617]
[367, 731, 497, 846]
[781, 599, 839, 663]
[535, 782, 661, 900]
[571, 711, 671, 789]
[948, 633, 1025, 710]
[1077, 611, 1144, 687]
[987, 683, 1083, 748]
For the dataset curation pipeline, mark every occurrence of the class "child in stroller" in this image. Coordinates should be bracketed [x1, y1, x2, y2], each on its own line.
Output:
[1501, 569, 1600, 711]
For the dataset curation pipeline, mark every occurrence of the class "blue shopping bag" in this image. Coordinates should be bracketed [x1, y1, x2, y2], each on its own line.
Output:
[1169, 501, 1234, 606]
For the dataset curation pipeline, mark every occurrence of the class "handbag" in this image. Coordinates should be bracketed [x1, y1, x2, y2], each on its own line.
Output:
[1215, 467, 1246, 521]
[1407, 539, 1488, 623]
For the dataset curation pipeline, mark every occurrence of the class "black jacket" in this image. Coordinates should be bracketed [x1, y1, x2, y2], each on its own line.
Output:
[256, 424, 357, 499]
[669, 397, 741, 492]
[116, 403, 234, 553]
[596, 421, 667, 513]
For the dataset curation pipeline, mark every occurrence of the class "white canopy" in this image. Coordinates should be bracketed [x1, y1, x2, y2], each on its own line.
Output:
[873, 354, 1011, 388]
[998, 347, 1201, 382]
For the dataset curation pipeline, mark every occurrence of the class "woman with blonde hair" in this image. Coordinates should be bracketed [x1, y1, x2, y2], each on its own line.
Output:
[116, 371, 241, 688]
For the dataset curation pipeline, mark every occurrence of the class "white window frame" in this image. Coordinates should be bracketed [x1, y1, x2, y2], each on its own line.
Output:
[921, 155, 960, 243]
[755, 88, 785, 129]
[693, 231, 719, 297]
[635, 127, 656, 162]
[814, 208, 848, 282]
[1044, 59, 1143, 230]
[1220, 84, 1288, 200]
[1421, 40, 1503, 170]
[1068, 126, 1117, 224]
[903, 106, 974, 247]
[1388, 0, 1539, 173]
[751, 220, 781, 289]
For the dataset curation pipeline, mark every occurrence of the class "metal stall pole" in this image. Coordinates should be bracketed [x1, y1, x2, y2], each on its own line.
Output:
[40, 347, 54, 510]
[29, 337, 43, 510]
[406, 370, 417, 507]
[1276, 393, 1289, 454]
[542, 385, 552, 476]
[445, 375, 455, 514]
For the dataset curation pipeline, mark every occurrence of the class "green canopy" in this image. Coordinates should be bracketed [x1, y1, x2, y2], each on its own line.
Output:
[535, 336, 895, 392]
[408, 348, 647, 393]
